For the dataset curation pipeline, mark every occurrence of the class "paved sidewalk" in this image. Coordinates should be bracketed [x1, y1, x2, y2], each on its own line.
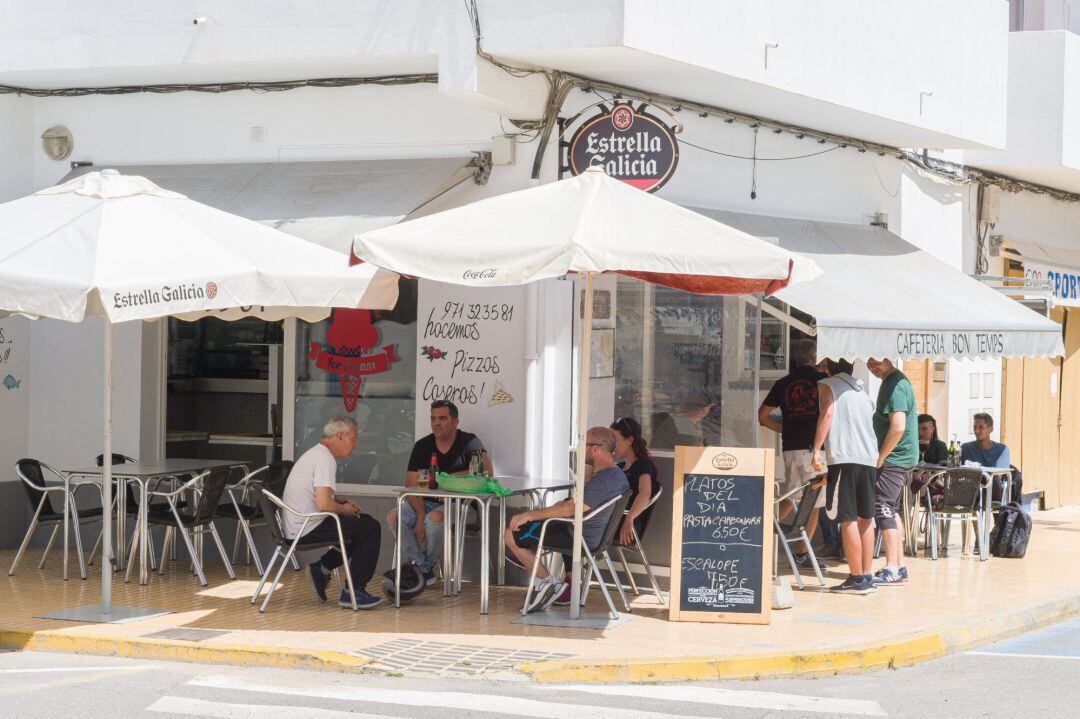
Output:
[1, 506, 1077, 683]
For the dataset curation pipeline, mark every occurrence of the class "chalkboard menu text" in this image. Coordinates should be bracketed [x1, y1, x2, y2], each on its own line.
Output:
[669, 446, 773, 624]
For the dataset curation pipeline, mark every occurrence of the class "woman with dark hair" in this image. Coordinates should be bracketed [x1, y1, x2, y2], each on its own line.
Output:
[918, 414, 949, 464]
[611, 417, 660, 545]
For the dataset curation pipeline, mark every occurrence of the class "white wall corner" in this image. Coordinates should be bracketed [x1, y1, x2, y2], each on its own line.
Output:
[438, 48, 550, 120]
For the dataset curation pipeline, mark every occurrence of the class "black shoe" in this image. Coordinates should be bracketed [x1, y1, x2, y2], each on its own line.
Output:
[306, 562, 330, 603]
[526, 581, 562, 614]
[829, 574, 876, 595]
[794, 552, 828, 569]
[339, 588, 382, 610]
[423, 568, 438, 587]
[872, 566, 908, 586]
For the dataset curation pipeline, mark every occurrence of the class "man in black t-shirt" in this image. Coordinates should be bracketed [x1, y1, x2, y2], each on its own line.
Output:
[757, 339, 827, 566]
[387, 400, 492, 584]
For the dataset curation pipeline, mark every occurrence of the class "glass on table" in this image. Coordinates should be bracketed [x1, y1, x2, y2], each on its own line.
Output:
[416, 469, 430, 490]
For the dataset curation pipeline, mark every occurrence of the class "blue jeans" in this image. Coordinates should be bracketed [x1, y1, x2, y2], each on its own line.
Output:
[390, 498, 444, 574]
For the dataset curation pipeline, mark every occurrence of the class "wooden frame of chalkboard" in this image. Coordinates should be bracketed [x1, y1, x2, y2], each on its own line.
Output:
[669, 446, 774, 624]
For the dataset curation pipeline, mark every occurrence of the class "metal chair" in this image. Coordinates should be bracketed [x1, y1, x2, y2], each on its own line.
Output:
[252, 487, 358, 612]
[9, 459, 104, 580]
[521, 490, 632, 619]
[774, 482, 825, 589]
[613, 486, 666, 605]
[214, 462, 296, 576]
[927, 467, 987, 560]
[133, 467, 238, 585]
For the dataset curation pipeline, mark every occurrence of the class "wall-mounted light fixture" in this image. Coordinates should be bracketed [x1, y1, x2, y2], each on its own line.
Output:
[41, 126, 73, 161]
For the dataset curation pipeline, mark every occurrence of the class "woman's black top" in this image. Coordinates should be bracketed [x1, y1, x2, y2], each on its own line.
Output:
[625, 457, 660, 537]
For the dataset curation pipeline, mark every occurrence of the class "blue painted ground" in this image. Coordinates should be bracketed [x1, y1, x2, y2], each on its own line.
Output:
[974, 616, 1080, 657]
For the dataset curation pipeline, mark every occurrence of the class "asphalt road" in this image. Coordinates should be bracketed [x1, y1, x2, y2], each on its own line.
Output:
[1, 618, 1079, 718]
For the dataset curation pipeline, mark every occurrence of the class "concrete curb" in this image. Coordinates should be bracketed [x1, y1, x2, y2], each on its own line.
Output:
[516, 593, 1080, 683]
[0, 629, 369, 673]
[2, 592, 1077, 682]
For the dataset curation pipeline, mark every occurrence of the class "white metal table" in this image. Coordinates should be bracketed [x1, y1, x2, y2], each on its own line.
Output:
[392, 483, 541, 614]
[63, 458, 251, 585]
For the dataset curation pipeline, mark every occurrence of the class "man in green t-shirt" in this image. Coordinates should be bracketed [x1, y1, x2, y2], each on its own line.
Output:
[867, 357, 918, 587]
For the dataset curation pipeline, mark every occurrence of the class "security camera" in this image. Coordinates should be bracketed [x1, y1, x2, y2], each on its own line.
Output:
[193, 16, 208, 26]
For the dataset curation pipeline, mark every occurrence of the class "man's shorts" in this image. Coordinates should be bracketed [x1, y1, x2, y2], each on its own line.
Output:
[780, 450, 827, 509]
[875, 462, 912, 528]
[824, 463, 876, 524]
[512, 520, 575, 564]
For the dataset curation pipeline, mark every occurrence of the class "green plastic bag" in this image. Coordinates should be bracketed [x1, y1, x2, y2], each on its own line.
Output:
[436, 473, 512, 497]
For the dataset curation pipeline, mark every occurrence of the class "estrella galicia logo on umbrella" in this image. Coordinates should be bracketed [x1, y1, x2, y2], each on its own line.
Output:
[565, 101, 680, 192]
[112, 281, 218, 309]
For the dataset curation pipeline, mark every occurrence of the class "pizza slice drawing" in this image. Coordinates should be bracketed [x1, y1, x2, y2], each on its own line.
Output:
[488, 383, 514, 407]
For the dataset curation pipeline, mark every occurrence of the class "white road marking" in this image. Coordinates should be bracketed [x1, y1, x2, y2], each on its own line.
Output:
[189, 676, 698, 719]
[548, 683, 888, 716]
[149, 696, 389, 718]
[968, 651, 1080, 661]
[0, 666, 153, 674]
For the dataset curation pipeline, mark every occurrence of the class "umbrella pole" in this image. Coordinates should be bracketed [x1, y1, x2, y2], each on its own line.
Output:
[753, 294, 763, 448]
[102, 319, 113, 615]
[569, 271, 595, 619]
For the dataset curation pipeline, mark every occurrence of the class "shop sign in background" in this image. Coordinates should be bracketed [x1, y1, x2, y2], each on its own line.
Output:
[1026, 260, 1080, 308]
[565, 102, 680, 192]
[414, 281, 527, 477]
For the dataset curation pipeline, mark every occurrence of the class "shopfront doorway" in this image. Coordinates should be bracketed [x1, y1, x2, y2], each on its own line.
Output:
[165, 317, 284, 467]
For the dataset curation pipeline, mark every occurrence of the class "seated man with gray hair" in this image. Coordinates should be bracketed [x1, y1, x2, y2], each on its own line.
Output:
[282, 415, 382, 609]
[505, 426, 630, 613]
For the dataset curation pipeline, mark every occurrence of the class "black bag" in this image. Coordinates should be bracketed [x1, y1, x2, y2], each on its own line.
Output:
[989, 502, 1031, 558]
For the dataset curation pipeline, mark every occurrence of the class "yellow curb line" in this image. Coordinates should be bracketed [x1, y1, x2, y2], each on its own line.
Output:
[0, 629, 369, 673]
[516, 593, 1080, 683]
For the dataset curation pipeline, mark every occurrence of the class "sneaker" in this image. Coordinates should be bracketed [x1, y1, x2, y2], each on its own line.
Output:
[423, 568, 438, 587]
[872, 566, 908, 586]
[526, 580, 563, 614]
[306, 562, 330, 603]
[794, 552, 828, 570]
[829, 574, 876, 595]
[339, 589, 383, 610]
[551, 582, 574, 606]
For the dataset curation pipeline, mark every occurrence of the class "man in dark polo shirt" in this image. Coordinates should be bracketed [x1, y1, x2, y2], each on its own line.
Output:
[387, 400, 492, 585]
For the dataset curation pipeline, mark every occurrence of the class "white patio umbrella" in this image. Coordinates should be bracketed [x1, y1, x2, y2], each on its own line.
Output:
[353, 166, 821, 619]
[0, 169, 399, 618]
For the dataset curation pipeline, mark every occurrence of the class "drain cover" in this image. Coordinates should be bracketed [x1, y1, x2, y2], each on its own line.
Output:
[351, 638, 573, 675]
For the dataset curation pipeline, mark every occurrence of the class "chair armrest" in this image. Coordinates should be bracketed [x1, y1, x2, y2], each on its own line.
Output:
[227, 465, 268, 491]
[148, 470, 209, 499]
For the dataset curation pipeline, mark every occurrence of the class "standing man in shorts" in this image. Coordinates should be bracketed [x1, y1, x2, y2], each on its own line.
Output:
[758, 339, 827, 568]
[812, 359, 880, 595]
[867, 357, 919, 587]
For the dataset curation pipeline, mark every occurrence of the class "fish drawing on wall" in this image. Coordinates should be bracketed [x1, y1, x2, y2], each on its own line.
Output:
[3, 374, 20, 390]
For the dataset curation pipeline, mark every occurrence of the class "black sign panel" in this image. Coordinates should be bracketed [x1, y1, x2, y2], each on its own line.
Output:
[565, 102, 679, 192]
[670, 447, 772, 624]
[678, 473, 765, 613]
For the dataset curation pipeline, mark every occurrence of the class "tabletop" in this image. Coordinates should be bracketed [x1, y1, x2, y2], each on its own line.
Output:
[63, 458, 251, 478]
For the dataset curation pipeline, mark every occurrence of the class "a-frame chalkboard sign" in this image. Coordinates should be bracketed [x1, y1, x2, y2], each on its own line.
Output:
[669, 446, 774, 624]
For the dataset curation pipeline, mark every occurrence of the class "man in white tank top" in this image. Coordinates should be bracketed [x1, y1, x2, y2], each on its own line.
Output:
[812, 359, 879, 595]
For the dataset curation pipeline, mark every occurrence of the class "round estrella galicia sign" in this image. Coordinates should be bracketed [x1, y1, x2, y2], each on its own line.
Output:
[568, 102, 679, 192]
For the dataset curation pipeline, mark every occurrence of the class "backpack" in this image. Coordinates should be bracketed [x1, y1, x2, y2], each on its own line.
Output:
[989, 502, 1031, 558]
